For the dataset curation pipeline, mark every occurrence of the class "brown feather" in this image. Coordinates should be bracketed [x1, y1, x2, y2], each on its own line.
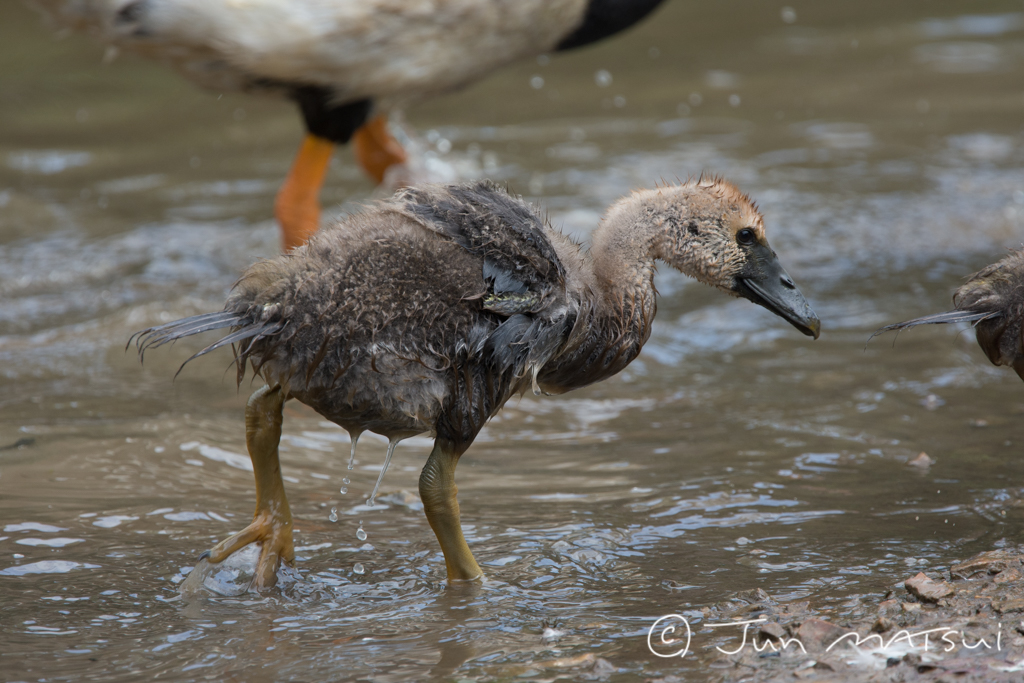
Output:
[875, 248, 1024, 381]
[136, 179, 811, 448]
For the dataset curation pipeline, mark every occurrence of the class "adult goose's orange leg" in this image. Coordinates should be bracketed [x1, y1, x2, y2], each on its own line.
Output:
[352, 115, 408, 184]
[274, 134, 335, 251]
[200, 384, 294, 590]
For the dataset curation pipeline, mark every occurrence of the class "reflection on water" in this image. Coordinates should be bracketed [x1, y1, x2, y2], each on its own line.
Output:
[3, 1, 1024, 680]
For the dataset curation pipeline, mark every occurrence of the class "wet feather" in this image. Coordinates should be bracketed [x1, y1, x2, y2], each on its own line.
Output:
[875, 248, 1024, 380]
[135, 178, 815, 447]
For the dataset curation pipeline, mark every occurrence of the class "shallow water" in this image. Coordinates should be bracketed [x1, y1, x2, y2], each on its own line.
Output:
[3, 1, 1024, 680]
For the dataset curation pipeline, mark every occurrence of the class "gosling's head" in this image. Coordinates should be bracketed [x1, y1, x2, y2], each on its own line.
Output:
[638, 175, 821, 338]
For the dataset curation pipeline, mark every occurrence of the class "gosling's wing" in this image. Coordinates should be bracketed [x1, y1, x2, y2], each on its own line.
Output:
[392, 180, 567, 304]
[392, 181, 580, 392]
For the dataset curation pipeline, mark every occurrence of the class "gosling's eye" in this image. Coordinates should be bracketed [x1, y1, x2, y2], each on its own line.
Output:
[736, 228, 756, 245]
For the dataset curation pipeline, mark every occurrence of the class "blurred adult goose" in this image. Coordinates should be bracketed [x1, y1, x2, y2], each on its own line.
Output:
[876, 250, 1024, 380]
[29, 0, 666, 250]
[133, 177, 820, 589]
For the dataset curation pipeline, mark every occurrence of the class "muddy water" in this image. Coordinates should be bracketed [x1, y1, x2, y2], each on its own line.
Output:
[3, 1, 1024, 680]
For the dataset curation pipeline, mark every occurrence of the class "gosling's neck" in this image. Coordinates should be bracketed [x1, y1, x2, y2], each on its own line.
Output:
[538, 188, 693, 392]
[589, 186, 697, 302]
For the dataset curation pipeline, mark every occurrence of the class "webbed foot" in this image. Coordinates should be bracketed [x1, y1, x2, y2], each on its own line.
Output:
[203, 508, 294, 591]
[195, 383, 294, 592]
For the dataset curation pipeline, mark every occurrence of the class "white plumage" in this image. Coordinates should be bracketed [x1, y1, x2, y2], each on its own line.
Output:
[29, 0, 665, 250]
[30, 0, 589, 108]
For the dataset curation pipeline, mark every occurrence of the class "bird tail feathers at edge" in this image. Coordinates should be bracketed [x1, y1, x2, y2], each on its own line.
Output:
[870, 309, 1000, 340]
[128, 311, 283, 379]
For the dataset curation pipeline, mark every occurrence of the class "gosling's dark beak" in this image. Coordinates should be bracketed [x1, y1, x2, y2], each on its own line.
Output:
[734, 243, 821, 339]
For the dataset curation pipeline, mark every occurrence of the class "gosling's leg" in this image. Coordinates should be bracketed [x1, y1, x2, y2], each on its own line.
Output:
[274, 133, 334, 251]
[419, 441, 482, 582]
[202, 384, 294, 590]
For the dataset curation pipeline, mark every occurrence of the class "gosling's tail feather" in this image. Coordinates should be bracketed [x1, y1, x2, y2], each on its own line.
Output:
[131, 311, 286, 379]
[871, 309, 1001, 339]
[130, 311, 246, 358]
[179, 321, 285, 369]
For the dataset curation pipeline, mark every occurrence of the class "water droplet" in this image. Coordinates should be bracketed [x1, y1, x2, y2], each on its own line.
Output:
[356, 526, 367, 542]
[339, 486, 347, 494]
[328, 507, 338, 522]
[353, 563, 364, 575]
[342, 477, 350, 485]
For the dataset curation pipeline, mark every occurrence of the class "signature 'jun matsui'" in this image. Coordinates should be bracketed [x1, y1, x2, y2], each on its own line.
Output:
[134, 177, 821, 590]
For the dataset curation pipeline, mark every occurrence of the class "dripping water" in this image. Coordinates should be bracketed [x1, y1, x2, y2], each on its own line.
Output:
[367, 438, 399, 507]
[356, 524, 367, 542]
[347, 429, 361, 470]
